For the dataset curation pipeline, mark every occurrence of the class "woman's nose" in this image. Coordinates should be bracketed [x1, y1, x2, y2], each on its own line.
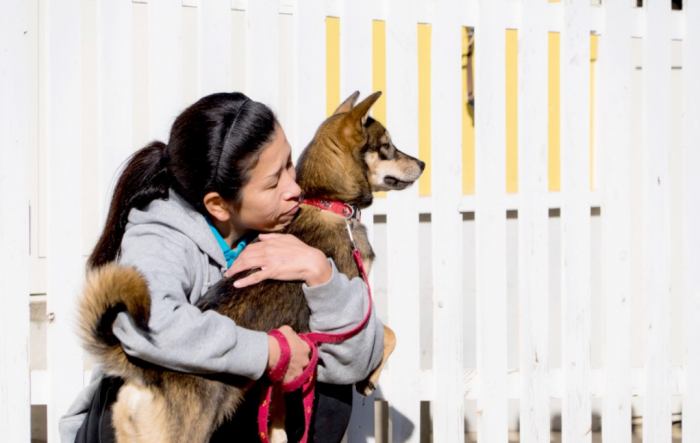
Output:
[286, 179, 302, 201]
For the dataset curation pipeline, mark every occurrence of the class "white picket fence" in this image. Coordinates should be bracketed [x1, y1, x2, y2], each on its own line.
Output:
[1, 0, 699, 442]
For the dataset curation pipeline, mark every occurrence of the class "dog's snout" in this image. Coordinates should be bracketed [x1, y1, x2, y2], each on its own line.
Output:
[418, 160, 426, 172]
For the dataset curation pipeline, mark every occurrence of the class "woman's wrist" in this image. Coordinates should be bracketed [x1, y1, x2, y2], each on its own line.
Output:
[304, 251, 332, 287]
[267, 335, 281, 371]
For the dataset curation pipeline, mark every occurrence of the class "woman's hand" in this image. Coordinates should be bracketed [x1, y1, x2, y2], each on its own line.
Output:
[267, 325, 311, 384]
[225, 233, 332, 288]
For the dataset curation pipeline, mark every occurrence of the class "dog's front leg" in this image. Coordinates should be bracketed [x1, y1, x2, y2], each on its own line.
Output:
[268, 387, 288, 443]
[356, 324, 396, 396]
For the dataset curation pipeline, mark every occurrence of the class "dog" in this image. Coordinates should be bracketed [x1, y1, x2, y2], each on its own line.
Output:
[79, 91, 425, 443]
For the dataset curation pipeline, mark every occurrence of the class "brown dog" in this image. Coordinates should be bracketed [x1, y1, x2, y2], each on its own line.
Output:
[79, 91, 424, 443]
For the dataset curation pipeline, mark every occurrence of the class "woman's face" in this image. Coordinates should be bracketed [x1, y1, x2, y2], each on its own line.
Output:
[232, 124, 301, 234]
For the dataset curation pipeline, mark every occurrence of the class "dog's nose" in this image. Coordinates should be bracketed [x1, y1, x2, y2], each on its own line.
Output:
[418, 160, 426, 171]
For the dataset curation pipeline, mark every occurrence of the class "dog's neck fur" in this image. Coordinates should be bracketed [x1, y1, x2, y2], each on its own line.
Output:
[294, 121, 374, 209]
[287, 129, 375, 278]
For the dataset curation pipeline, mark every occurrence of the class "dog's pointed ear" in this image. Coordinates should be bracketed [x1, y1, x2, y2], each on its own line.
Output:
[347, 91, 382, 128]
[332, 91, 361, 116]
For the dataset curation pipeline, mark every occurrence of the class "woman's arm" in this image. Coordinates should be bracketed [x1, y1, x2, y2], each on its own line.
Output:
[113, 226, 272, 379]
[302, 259, 385, 384]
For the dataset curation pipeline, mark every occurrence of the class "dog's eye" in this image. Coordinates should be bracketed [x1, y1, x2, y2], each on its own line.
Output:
[379, 144, 393, 160]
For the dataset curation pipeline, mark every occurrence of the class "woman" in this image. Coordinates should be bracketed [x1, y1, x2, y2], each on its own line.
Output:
[59, 92, 383, 443]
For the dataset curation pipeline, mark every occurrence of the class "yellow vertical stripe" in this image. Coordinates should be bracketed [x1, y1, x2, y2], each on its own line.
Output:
[326, 17, 340, 117]
[373, 21, 387, 198]
[548, 32, 561, 192]
[372, 20, 387, 125]
[462, 27, 475, 195]
[506, 29, 518, 194]
[417, 24, 432, 197]
[590, 34, 598, 190]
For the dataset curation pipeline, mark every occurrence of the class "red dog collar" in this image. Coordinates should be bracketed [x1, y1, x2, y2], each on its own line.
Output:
[298, 196, 361, 221]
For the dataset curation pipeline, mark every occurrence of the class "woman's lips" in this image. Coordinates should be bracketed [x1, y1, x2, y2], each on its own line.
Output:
[283, 205, 299, 216]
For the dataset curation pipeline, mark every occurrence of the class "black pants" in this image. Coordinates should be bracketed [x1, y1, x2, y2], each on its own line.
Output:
[211, 382, 353, 443]
[75, 377, 352, 443]
[74, 376, 123, 443]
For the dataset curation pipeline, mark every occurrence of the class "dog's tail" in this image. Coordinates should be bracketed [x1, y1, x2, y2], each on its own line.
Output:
[79, 263, 151, 378]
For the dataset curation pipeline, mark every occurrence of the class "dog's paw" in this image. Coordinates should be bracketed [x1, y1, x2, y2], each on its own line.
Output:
[355, 379, 376, 397]
[269, 427, 288, 443]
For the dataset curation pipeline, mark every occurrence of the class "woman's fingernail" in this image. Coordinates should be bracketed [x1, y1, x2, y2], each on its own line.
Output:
[233, 280, 242, 288]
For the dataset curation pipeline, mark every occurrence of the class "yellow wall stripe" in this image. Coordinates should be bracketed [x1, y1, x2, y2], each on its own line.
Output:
[326, 17, 340, 117]
[506, 29, 518, 194]
[372, 20, 387, 198]
[417, 24, 432, 197]
[548, 32, 561, 192]
[590, 34, 598, 190]
[372, 20, 387, 125]
[462, 27, 475, 195]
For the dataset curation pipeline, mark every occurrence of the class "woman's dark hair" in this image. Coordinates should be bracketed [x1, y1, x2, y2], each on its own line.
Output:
[88, 92, 277, 269]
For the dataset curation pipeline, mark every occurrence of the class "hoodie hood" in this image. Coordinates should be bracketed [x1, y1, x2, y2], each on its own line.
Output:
[124, 190, 228, 269]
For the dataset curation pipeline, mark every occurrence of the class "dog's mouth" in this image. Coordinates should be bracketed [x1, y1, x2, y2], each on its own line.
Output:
[383, 176, 415, 189]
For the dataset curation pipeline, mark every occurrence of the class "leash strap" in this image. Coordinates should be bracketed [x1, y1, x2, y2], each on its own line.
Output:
[258, 334, 318, 443]
[257, 219, 372, 443]
[266, 330, 291, 383]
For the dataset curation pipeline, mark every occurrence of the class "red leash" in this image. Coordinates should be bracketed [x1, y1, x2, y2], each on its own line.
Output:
[257, 199, 371, 443]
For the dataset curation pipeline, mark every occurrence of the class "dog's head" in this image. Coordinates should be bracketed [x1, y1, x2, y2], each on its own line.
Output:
[296, 91, 425, 208]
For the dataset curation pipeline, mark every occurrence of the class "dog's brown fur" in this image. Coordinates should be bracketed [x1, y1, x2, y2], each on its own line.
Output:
[79, 91, 424, 443]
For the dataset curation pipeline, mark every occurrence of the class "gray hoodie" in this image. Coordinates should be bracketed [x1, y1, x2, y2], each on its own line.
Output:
[59, 190, 383, 442]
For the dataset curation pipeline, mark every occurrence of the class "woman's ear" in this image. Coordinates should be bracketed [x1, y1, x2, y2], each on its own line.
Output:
[203, 192, 232, 222]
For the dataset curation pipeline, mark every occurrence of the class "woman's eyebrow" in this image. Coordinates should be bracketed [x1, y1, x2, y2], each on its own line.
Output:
[264, 154, 293, 180]
[264, 166, 284, 180]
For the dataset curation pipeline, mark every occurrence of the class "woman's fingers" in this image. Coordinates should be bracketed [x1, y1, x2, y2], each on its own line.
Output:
[224, 233, 330, 286]
[232, 269, 267, 288]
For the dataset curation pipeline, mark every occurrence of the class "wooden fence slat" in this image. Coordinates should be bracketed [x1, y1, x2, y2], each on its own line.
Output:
[148, 0, 183, 142]
[0, 1, 31, 441]
[386, 0, 421, 440]
[198, 0, 232, 98]
[338, 0, 376, 275]
[46, 0, 86, 440]
[560, 1, 592, 442]
[293, 0, 325, 163]
[98, 0, 133, 224]
[338, 2, 378, 440]
[518, 1, 550, 442]
[598, 1, 633, 442]
[642, 1, 672, 441]
[475, 0, 508, 441]
[340, 0, 372, 99]
[430, 0, 464, 441]
[246, 0, 279, 113]
[684, 1, 700, 441]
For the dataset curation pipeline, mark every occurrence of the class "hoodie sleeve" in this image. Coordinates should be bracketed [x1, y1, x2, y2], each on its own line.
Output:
[112, 226, 270, 380]
[303, 259, 384, 384]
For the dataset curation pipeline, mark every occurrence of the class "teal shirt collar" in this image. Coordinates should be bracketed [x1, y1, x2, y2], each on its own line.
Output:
[204, 216, 250, 268]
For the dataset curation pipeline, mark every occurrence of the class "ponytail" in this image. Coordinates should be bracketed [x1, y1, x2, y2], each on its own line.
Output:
[88, 141, 171, 269]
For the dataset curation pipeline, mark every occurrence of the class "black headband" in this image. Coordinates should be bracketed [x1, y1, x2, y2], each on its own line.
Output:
[216, 98, 251, 177]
